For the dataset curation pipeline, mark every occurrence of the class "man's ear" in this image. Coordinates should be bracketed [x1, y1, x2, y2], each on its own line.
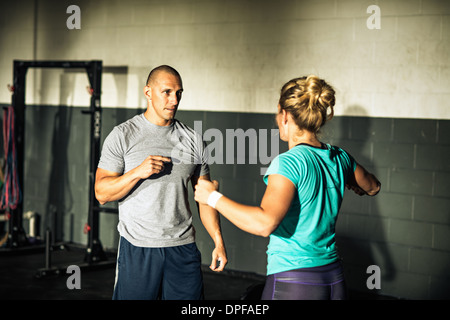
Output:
[144, 85, 152, 101]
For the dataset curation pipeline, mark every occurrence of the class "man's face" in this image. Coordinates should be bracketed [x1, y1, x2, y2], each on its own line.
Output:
[145, 72, 183, 124]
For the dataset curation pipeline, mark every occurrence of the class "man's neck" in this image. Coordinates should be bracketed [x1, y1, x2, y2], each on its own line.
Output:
[144, 109, 173, 127]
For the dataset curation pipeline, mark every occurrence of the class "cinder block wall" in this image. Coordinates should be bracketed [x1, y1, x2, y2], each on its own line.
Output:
[180, 111, 450, 300]
[324, 116, 450, 300]
[0, 0, 449, 299]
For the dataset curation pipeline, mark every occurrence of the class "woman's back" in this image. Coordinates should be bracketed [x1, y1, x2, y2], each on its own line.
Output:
[263, 143, 356, 275]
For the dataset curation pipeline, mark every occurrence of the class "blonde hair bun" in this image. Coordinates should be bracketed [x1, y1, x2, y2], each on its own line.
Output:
[279, 75, 335, 133]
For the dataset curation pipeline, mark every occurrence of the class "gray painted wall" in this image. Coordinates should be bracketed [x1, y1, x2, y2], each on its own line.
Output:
[2, 104, 448, 299]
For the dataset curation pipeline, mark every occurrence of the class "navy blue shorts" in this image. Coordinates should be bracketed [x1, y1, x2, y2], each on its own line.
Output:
[261, 261, 347, 300]
[112, 237, 204, 300]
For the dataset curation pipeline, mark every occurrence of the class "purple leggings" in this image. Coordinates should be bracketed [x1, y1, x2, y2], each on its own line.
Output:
[261, 261, 347, 300]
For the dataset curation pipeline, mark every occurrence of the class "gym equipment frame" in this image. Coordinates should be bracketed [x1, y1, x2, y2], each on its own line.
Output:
[5, 60, 115, 273]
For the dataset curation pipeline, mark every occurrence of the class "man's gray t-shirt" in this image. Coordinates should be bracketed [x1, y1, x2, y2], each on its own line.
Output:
[98, 114, 209, 248]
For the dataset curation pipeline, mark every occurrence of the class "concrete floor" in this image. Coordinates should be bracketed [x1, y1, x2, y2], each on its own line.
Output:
[0, 243, 264, 300]
[0, 243, 393, 301]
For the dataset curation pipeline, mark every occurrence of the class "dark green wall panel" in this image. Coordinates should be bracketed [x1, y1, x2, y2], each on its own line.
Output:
[1, 104, 449, 299]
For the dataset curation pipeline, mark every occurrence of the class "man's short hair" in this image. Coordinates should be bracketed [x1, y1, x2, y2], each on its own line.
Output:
[146, 65, 181, 86]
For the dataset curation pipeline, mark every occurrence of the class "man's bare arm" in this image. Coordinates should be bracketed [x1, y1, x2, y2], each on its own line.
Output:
[191, 174, 227, 272]
[95, 155, 171, 205]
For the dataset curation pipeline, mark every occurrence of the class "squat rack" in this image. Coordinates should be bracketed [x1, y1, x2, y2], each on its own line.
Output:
[5, 60, 112, 268]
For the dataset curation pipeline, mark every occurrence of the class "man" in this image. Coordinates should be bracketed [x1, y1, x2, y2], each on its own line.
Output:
[95, 65, 227, 300]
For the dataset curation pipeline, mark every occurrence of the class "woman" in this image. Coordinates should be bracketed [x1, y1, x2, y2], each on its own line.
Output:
[194, 75, 381, 300]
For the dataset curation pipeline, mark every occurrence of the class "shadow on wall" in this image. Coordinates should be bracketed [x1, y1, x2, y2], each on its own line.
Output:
[45, 72, 75, 243]
[332, 105, 396, 296]
[30, 65, 134, 246]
